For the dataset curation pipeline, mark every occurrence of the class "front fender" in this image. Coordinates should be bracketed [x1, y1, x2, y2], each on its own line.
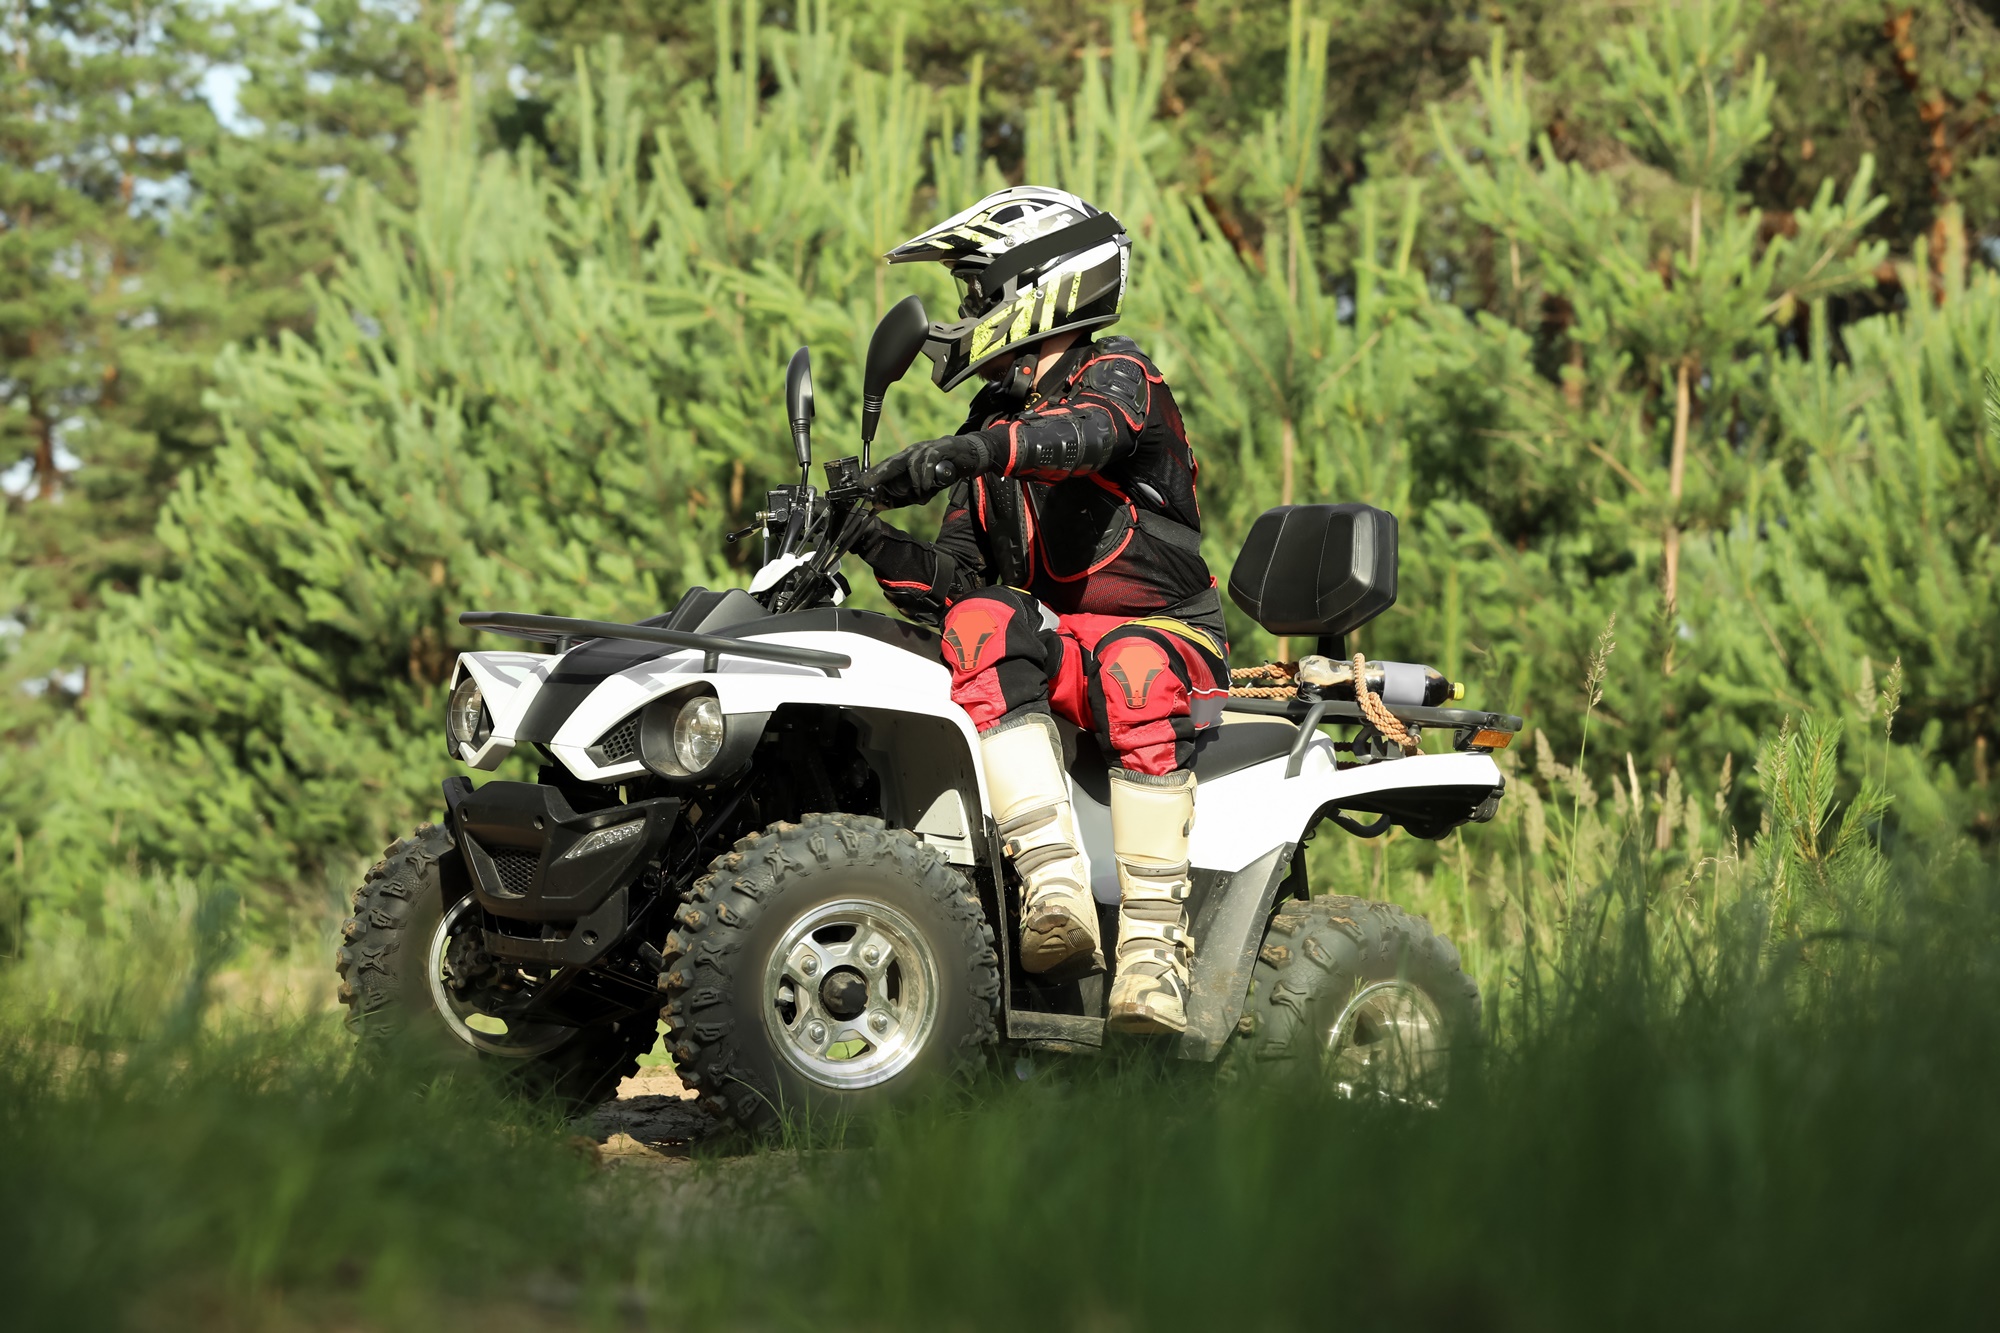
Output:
[451, 651, 558, 770]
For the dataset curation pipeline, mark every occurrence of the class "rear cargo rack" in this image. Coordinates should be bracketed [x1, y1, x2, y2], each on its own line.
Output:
[1222, 695, 1524, 778]
[1223, 694, 1522, 732]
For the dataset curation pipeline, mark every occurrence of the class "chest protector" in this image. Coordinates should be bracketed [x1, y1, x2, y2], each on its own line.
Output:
[969, 339, 1215, 627]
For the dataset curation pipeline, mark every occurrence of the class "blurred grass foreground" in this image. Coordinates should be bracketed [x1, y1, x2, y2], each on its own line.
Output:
[2, 718, 1996, 1332]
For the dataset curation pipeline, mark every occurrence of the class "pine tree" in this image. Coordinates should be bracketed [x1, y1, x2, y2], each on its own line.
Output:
[6, 2, 1998, 928]
[1, 0, 230, 718]
[1421, 2, 1887, 770]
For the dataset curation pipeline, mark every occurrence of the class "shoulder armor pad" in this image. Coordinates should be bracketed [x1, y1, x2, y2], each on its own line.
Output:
[1093, 335, 1151, 364]
[1075, 341, 1154, 421]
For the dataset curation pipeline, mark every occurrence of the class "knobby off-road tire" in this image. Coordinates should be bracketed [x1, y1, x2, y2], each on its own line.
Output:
[661, 813, 1000, 1134]
[1229, 896, 1481, 1100]
[336, 823, 655, 1111]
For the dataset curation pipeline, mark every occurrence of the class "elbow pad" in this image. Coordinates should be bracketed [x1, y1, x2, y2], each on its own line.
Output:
[1001, 406, 1121, 480]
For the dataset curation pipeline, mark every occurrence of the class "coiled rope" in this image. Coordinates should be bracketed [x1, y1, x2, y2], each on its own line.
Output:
[1227, 660, 1299, 699]
[1227, 655, 1422, 755]
[1348, 652, 1422, 756]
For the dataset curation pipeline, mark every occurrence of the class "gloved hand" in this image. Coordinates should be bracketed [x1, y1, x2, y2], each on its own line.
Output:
[862, 434, 991, 508]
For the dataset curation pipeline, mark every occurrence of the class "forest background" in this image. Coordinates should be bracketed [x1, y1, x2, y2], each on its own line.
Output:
[4, 0, 1998, 964]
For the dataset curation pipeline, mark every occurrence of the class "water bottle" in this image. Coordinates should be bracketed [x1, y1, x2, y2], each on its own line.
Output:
[1296, 656, 1460, 707]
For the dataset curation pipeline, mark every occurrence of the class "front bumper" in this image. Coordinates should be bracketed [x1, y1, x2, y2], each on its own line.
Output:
[441, 777, 679, 966]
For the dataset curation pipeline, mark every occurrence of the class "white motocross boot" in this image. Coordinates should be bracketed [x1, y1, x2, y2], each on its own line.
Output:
[1105, 768, 1196, 1035]
[980, 713, 1104, 976]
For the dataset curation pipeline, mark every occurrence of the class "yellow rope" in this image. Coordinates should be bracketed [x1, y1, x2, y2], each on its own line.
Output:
[1228, 661, 1298, 697]
[1350, 652, 1422, 755]
[1230, 656, 1422, 755]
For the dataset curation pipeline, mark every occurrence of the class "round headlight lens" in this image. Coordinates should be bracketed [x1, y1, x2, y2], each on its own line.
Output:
[672, 695, 725, 774]
[447, 676, 492, 751]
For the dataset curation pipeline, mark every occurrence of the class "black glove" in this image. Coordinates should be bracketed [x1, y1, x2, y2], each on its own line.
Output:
[847, 510, 897, 563]
[862, 434, 991, 509]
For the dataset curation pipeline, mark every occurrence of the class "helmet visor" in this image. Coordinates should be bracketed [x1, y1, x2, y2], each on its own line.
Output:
[947, 259, 995, 320]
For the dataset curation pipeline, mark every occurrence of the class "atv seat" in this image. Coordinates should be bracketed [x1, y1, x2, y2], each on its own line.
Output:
[1189, 719, 1298, 781]
[1061, 718, 1297, 803]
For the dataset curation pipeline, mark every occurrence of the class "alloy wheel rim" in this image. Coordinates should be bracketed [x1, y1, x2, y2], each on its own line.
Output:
[427, 896, 577, 1059]
[1325, 979, 1448, 1102]
[761, 896, 940, 1091]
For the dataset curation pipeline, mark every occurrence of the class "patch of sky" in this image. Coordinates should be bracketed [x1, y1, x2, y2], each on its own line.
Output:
[202, 61, 256, 134]
[20, 666, 88, 698]
[0, 427, 84, 500]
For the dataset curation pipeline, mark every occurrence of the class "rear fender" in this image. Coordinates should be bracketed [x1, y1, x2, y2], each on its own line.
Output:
[1188, 750, 1505, 874]
[1170, 747, 1505, 1063]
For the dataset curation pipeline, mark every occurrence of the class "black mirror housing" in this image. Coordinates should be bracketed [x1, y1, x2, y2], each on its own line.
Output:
[785, 346, 814, 472]
[861, 294, 930, 451]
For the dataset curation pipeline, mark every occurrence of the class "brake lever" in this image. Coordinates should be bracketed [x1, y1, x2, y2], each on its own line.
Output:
[773, 495, 867, 615]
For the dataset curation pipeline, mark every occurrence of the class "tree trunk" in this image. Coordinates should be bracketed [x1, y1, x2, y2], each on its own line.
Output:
[32, 404, 56, 501]
[1662, 355, 1694, 672]
[1276, 415, 1297, 662]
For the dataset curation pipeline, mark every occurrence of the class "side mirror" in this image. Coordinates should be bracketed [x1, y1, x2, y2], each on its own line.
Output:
[861, 294, 931, 460]
[785, 346, 815, 473]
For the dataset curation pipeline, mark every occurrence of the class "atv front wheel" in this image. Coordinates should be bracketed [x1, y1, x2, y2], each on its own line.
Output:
[1230, 896, 1480, 1101]
[661, 814, 1000, 1133]
[336, 823, 654, 1109]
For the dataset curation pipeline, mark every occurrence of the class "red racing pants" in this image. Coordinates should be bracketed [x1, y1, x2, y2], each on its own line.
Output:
[940, 587, 1229, 776]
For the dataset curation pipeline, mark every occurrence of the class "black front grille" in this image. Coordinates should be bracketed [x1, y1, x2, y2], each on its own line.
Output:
[491, 850, 540, 896]
[590, 713, 641, 765]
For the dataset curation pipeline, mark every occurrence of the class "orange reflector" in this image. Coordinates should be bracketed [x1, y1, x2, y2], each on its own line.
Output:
[1470, 728, 1514, 750]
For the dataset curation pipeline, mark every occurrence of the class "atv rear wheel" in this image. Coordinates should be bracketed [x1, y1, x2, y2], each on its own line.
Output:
[1230, 896, 1480, 1101]
[661, 814, 1000, 1133]
[336, 824, 654, 1109]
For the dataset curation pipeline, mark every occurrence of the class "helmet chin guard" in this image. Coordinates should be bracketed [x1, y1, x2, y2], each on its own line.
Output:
[887, 187, 1130, 392]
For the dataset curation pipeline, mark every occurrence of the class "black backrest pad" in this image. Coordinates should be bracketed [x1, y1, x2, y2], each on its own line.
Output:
[1227, 503, 1398, 637]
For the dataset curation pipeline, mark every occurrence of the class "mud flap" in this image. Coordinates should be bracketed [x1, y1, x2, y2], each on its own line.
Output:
[1174, 842, 1295, 1062]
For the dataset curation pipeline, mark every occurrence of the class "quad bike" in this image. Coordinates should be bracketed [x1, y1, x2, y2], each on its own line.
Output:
[337, 296, 1521, 1126]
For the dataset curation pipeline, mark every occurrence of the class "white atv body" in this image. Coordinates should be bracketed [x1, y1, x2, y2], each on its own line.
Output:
[338, 318, 1516, 1128]
[446, 583, 1509, 1063]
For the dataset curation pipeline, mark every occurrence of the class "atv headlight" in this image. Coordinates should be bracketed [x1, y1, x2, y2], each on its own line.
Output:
[446, 676, 493, 752]
[639, 689, 760, 782]
[673, 695, 725, 773]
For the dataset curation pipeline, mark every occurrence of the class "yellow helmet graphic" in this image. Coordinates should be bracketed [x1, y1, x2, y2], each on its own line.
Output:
[887, 186, 1129, 391]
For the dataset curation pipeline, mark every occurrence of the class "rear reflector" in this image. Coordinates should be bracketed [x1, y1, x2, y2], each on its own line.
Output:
[1470, 729, 1514, 750]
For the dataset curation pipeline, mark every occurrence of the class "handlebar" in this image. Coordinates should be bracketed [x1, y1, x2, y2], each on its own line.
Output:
[768, 484, 873, 615]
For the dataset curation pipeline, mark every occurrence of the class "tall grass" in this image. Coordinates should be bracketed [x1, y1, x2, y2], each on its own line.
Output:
[2, 705, 1993, 1330]
[729, 711, 1995, 1331]
[0, 877, 668, 1331]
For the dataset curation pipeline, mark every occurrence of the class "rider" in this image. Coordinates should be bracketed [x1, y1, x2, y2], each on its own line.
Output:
[852, 186, 1227, 1036]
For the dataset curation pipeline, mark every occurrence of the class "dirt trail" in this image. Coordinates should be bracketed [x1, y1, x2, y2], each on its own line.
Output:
[583, 1065, 719, 1167]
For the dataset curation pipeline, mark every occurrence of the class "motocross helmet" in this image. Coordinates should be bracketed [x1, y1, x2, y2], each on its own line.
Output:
[886, 186, 1130, 392]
